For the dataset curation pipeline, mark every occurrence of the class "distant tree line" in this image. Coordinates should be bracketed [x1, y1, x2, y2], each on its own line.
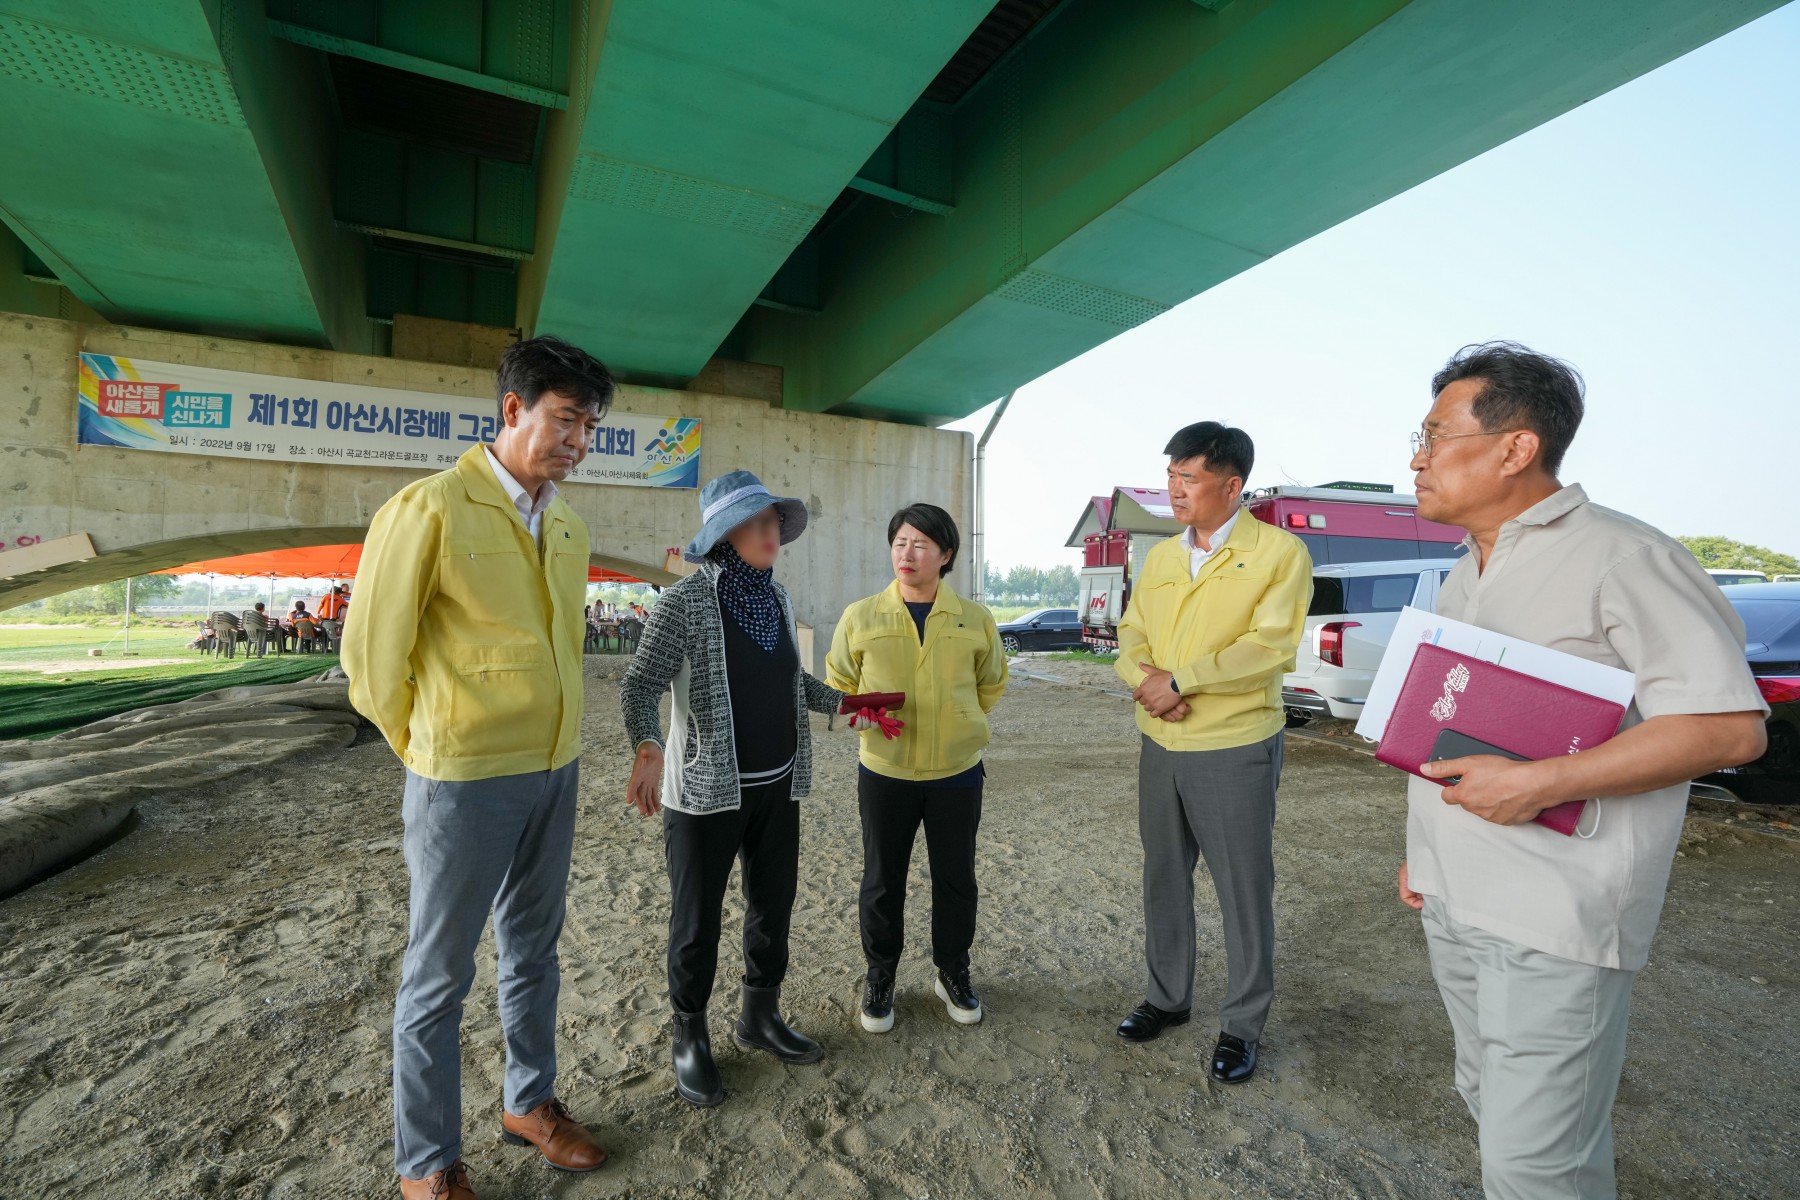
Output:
[1678, 536, 1798, 576]
[590, 583, 660, 609]
[982, 564, 1080, 606]
[31, 576, 180, 616]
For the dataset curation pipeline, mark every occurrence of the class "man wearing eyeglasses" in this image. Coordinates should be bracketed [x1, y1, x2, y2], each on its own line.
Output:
[1397, 342, 1767, 1198]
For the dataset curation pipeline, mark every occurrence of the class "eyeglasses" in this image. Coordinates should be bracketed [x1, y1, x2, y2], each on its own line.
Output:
[1410, 428, 1520, 459]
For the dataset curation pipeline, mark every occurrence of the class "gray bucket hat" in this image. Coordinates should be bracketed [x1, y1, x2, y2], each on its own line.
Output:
[683, 469, 809, 563]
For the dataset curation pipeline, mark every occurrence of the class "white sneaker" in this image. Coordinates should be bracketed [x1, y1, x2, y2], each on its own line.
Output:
[934, 969, 983, 1025]
[860, 978, 895, 1033]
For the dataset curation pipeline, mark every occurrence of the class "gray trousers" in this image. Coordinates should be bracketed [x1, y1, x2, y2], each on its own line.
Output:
[393, 761, 578, 1179]
[1137, 731, 1282, 1040]
[1421, 896, 1635, 1200]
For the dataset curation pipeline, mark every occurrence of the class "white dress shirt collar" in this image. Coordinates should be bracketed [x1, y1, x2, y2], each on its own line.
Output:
[482, 445, 556, 540]
[1181, 507, 1241, 579]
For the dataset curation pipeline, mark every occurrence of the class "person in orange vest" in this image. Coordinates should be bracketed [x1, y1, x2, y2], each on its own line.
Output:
[317, 584, 349, 651]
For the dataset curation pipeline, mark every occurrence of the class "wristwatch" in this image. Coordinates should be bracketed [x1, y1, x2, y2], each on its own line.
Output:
[1169, 676, 1181, 694]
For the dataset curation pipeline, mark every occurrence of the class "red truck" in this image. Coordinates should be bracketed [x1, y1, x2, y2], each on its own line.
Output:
[1073, 482, 1465, 650]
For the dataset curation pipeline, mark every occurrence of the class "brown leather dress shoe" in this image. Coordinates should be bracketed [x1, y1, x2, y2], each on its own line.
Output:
[500, 1098, 608, 1172]
[397, 1158, 476, 1199]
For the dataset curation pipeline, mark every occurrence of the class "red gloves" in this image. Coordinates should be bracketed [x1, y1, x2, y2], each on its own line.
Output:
[849, 707, 905, 739]
[840, 692, 906, 740]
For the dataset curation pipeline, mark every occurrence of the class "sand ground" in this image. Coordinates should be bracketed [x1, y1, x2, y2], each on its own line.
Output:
[1, 658, 1795, 1199]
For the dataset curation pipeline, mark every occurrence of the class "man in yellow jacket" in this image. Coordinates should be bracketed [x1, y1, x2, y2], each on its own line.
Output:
[342, 335, 615, 1200]
[1112, 421, 1311, 1087]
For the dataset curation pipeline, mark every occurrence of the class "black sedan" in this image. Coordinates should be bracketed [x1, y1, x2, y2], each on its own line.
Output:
[995, 607, 1086, 655]
[1697, 582, 1800, 805]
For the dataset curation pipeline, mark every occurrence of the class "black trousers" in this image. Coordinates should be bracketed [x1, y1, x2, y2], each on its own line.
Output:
[662, 774, 798, 1014]
[858, 770, 983, 985]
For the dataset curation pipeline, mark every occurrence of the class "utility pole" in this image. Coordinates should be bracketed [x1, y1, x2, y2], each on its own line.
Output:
[972, 391, 1015, 605]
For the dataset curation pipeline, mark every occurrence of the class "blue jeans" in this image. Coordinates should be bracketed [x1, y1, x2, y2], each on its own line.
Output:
[392, 761, 578, 1179]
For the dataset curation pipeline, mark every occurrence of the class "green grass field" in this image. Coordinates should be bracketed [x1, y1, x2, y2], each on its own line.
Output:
[0, 624, 195, 664]
[984, 604, 1039, 623]
[0, 624, 338, 738]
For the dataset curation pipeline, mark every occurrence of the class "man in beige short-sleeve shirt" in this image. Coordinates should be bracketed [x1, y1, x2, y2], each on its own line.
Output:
[1395, 343, 1767, 1200]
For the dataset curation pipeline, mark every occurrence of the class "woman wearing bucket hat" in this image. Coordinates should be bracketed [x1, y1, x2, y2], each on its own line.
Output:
[619, 469, 854, 1108]
[826, 502, 1008, 1036]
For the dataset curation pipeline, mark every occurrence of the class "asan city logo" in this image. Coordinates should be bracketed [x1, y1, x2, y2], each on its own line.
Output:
[96, 379, 176, 419]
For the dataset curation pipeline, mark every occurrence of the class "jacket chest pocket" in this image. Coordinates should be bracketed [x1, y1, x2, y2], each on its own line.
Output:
[851, 626, 915, 691]
[938, 626, 988, 680]
[1135, 577, 1185, 622]
[1205, 567, 1275, 599]
[548, 542, 587, 595]
[1192, 570, 1273, 640]
[443, 535, 527, 580]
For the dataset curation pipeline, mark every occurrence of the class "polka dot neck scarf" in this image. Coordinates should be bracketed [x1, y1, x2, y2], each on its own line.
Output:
[712, 540, 782, 652]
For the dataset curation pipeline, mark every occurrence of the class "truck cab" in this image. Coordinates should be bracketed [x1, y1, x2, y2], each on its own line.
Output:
[1243, 482, 1467, 564]
[1073, 482, 1464, 650]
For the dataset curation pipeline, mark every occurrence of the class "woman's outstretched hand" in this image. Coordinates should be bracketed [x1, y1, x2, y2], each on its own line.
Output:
[847, 707, 905, 739]
[628, 743, 664, 815]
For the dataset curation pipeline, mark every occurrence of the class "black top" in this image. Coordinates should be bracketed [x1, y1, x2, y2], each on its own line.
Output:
[722, 607, 799, 780]
[904, 600, 934, 642]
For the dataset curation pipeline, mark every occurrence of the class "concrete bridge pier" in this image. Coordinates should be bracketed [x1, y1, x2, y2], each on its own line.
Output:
[0, 313, 974, 665]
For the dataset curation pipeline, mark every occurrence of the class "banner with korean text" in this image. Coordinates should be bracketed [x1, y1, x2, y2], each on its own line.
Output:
[75, 353, 701, 488]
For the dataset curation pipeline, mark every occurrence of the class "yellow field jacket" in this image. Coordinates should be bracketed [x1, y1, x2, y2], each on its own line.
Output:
[826, 581, 1009, 781]
[343, 446, 590, 781]
[1116, 515, 1312, 751]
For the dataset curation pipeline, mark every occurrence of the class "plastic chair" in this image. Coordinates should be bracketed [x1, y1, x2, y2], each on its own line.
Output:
[241, 609, 275, 657]
[293, 617, 320, 652]
[211, 611, 241, 659]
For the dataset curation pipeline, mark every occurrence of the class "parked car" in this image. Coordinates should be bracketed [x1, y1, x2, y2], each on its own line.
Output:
[1706, 568, 1769, 587]
[1282, 559, 1461, 723]
[995, 607, 1086, 655]
[1695, 582, 1800, 805]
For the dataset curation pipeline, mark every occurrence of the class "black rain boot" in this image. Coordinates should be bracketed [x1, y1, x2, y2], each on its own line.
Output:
[732, 984, 824, 1064]
[671, 1010, 724, 1107]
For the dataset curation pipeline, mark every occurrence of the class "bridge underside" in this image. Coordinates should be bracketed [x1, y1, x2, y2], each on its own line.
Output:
[0, 0, 1782, 426]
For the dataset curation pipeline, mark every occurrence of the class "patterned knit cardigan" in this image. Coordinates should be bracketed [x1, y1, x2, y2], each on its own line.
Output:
[619, 561, 844, 815]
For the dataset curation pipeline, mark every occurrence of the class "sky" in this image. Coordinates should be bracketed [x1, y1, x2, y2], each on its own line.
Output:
[950, 2, 1800, 573]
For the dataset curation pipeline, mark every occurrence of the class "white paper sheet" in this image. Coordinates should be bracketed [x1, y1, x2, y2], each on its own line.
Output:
[1354, 606, 1637, 743]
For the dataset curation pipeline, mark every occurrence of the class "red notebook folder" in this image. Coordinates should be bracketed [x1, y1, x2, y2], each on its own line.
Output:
[1375, 642, 1628, 836]
[838, 692, 904, 714]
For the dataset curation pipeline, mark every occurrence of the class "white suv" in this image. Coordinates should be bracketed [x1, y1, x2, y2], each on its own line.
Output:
[1283, 558, 1461, 723]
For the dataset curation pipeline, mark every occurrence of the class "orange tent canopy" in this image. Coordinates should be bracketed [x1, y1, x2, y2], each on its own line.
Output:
[156, 544, 643, 584]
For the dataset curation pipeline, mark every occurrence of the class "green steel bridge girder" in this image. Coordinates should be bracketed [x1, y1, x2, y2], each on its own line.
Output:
[0, 0, 1787, 426]
[526, 0, 995, 383]
[0, 1, 366, 348]
[734, 0, 1789, 424]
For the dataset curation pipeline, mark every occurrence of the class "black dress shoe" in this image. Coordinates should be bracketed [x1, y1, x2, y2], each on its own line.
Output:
[1210, 1032, 1258, 1084]
[1117, 1002, 1191, 1042]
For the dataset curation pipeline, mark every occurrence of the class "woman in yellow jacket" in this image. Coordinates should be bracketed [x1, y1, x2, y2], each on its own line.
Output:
[826, 503, 1008, 1035]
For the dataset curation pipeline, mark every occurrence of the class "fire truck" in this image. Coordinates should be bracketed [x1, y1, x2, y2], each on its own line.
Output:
[1072, 482, 1465, 650]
